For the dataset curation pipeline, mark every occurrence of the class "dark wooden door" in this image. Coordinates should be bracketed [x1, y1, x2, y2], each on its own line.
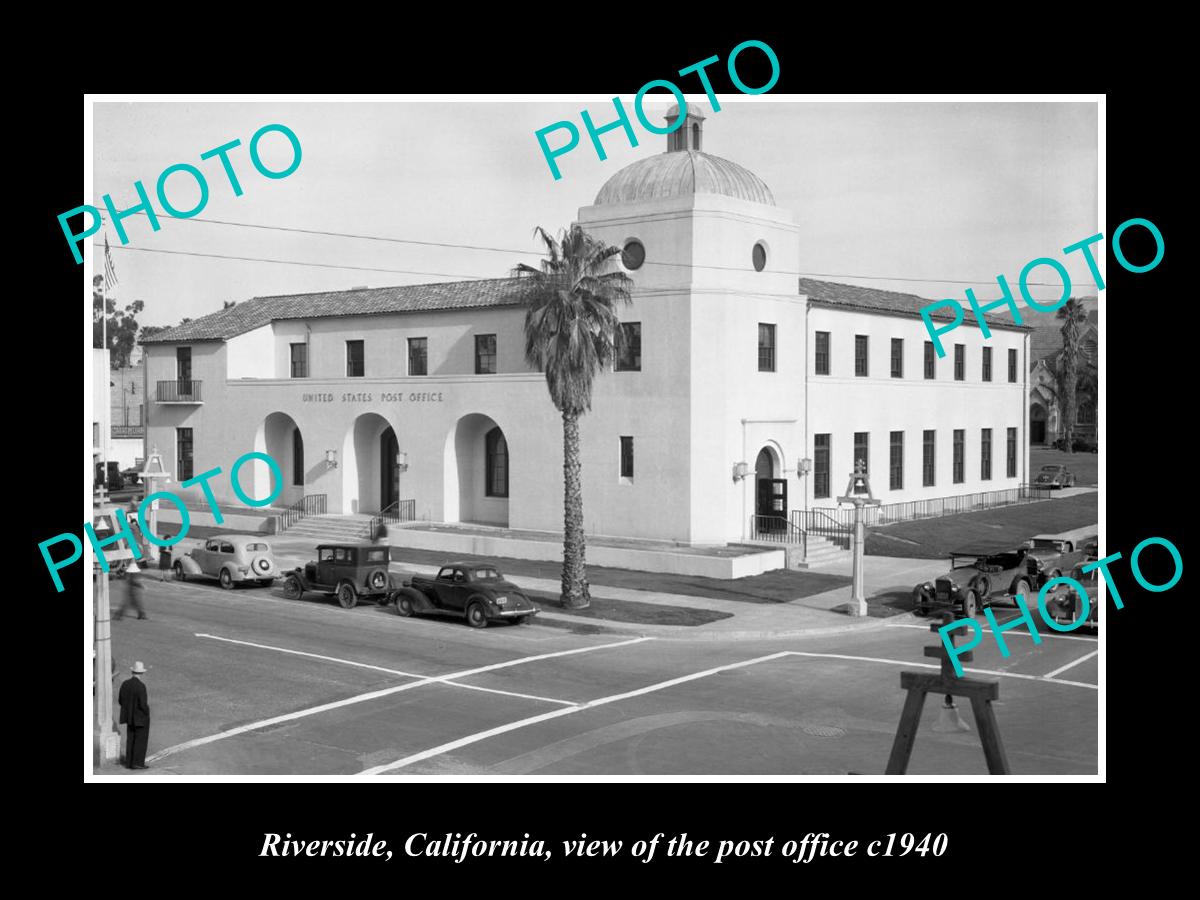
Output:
[381, 427, 399, 510]
[756, 479, 788, 530]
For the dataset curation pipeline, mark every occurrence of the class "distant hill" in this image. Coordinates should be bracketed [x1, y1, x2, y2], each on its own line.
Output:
[992, 297, 1097, 365]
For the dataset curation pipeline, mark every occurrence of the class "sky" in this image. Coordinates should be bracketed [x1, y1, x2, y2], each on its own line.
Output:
[90, 99, 1099, 330]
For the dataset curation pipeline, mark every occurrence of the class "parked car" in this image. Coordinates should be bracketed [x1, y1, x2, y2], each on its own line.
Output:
[1052, 436, 1098, 453]
[1034, 464, 1076, 489]
[1025, 526, 1098, 586]
[912, 546, 1038, 618]
[393, 562, 540, 628]
[1041, 562, 1099, 630]
[174, 535, 280, 589]
[282, 543, 403, 608]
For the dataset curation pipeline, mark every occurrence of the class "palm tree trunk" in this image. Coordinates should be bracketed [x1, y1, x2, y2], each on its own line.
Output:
[561, 409, 590, 609]
[1063, 355, 1077, 450]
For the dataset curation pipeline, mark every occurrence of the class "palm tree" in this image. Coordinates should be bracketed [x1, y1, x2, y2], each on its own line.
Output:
[513, 225, 633, 609]
[1055, 297, 1091, 450]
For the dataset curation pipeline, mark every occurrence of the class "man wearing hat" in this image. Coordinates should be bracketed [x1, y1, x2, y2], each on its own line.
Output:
[118, 662, 151, 769]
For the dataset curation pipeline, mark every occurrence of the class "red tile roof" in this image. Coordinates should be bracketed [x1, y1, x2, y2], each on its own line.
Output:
[798, 278, 1032, 331]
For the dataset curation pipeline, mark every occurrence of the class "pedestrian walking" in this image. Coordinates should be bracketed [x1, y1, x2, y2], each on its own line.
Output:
[158, 540, 172, 581]
[113, 561, 148, 620]
[118, 661, 151, 770]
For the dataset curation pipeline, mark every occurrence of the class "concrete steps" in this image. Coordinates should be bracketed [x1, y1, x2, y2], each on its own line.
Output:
[282, 514, 374, 542]
[795, 535, 852, 569]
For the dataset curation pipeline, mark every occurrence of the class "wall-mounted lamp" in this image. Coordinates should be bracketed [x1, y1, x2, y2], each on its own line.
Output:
[732, 461, 750, 482]
[798, 457, 812, 477]
[396, 451, 408, 472]
[325, 449, 338, 469]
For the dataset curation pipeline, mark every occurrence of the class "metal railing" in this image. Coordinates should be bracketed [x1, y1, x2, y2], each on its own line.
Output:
[749, 515, 807, 552]
[275, 494, 327, 532]
[369, 499, 416, 541]
[156, 380, 203, 402]
[795, 483, 1054, 539]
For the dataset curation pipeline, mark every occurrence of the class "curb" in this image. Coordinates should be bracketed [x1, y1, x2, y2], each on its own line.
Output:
[533, 608, 908, 642]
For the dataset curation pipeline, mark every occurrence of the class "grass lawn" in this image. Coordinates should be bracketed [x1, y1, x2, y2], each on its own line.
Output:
[1030, 445, 1098, 486]
[865, 492, 1098, 559]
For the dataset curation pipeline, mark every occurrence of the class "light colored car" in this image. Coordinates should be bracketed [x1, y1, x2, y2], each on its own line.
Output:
[1034, 464, 1076, 489]
[174, 535, 280, 589]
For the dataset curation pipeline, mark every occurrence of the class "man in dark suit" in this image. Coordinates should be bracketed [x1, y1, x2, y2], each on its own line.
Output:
[118, 661, 151, 769]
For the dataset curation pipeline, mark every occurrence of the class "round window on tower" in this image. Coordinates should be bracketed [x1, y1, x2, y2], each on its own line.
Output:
[752, 241, 768, 272]
[622, 239, 646, 271]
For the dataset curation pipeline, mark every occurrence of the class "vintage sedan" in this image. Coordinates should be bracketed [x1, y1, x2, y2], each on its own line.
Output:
[912, 546, 1038, 618]
[174, 535, 280, 589]
[1026, 527, 1098, 585]
[393, 563, 539, 628]
[282, 543, 404, 608]
[1034, 464, 1077, 489]
[1041, 562, 1099, 630]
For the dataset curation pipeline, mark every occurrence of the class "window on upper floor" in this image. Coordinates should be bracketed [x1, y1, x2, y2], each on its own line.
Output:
[475, 334, 497, 375]
[1008, 348, 1019, 383]
[408, 337, 428, 376]
[954, 344, 965, 381]
[891, 338, 904, 378]
[815, 331, 830, 375]
[346, 340, 364, 378]
[758, 324, 776, 372]
[615, 322, 641, 372]
[924, 341, 936, 379]
[290, 342, 307, 378]
[982, 346, 993, 382]
[855, 335, 869, 376]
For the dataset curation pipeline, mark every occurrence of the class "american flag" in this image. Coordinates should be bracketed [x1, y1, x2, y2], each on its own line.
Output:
[103, 234, 118, 291]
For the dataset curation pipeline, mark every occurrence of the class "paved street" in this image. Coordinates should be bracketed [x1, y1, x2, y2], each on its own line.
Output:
[97, 569, 1098, 776]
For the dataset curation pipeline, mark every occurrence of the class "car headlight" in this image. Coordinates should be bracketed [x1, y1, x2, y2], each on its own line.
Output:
[494, 595, 508, 605]
[923, 581, 934, 591]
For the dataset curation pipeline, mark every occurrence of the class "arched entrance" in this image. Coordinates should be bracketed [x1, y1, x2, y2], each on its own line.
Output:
[443, 413, 509, 526]
[754, 445, 786, 528]
[341, 412, 395, 514]
[253, 412, 304, 507]
[1031, 404, 1047, 444]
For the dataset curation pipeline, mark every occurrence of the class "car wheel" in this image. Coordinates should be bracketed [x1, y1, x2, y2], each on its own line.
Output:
[282, 576, 303, 600]
[173, 561, 185, 582]
[219, 568, 234, 590]
[1011, 578, 1031, 602]
[337, 582, 358, 610]
[466, 601, 488, 629]
[511, 616, 528, 626]
[395, 594, 413, 617]
[962, 590, 978, 618]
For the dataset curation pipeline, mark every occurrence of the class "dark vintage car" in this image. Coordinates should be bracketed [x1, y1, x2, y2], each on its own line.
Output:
[393, 563, 539, 628]
[912, 547, 1038, 618]
[1025, 527, 1097, 587]
[1042, 561, 1099, 630]
[282, 544, 403, 609]
[1034, 464, 1076, 489]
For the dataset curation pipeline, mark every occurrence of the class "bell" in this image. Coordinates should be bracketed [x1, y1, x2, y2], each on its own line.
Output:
[932, 695, 970, 733]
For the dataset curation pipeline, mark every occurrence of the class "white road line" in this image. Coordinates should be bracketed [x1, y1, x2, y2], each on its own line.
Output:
[196, 633, 425, 678]
[439, 680, 578, 707]
[148, 635, 652, 762]
[360, 651, 795, 774]
[884, 622, 1097, 642]
[783, 651, 1098, 690]
[1043, 649, 1100, 680]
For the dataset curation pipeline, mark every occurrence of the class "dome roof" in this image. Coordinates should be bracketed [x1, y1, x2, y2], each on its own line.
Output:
[593, 150, 776, 207]
[664, 101, 706, 121]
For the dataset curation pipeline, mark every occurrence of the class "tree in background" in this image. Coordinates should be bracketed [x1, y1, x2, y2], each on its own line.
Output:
[514, 225, 633, 609]
[1054, 297, 1093, 450]
[92, 274, 146, 369]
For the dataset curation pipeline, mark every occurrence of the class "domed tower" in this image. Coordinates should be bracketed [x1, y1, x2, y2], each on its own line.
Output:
[576, 106, 803, 546]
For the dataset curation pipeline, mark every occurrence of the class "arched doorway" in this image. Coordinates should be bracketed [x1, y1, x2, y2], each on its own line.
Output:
[443, 413, 509, 526]
[754, 445, 786, 529]
[1031, 404, 1047, 444]
[381, 426, 399, 510]
[252, 412, 304, 507]
[341, 412, 395, 514]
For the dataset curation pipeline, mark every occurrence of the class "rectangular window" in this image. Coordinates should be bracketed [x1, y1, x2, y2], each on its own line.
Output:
[853, 432, 869, 492]
[176, 346, 192, 381]
[1008, 348, 1019, 383]
[982, 346, 993, 382]
[813, 434, 831, 499]
[758, 323, 776, 372]
[289, 342, 307, 378]
[890, 431, 904, 490]
[924, 341, 936, 379]
[408, 337, 427, 376]
[815, 331, 830, 375]
[1007, 427, 1018, 477]
[475, 334, 497, 375]
[981, 428, 993, 480]
[177, 427, 194, 482]
[954, 344, 965, 381]
[346, 340, 364, 377]
[619, 436, 634, 478]
[485, 427, 507, 497]
[890, 338, 903, 378]
[953, 429, 965, 483]
[615, 322, 642, 372]
[855, 335, 869, 376]
[922, 430, 936, 486]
